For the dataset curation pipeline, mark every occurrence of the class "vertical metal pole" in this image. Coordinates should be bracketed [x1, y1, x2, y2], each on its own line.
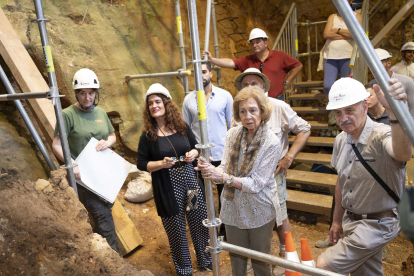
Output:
[203, 0, 212, 61]
[0, 65, 57, 171]
[187, 0, 220, 275]
[175, 0, 189, 93]
[332, 0, 414, 146]
[33, 0, 78, 196]
[211, 1, 222, 87]
[306, 20, 311, 81]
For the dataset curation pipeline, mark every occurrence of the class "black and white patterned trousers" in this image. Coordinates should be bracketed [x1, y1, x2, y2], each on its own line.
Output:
[161, 163, 212, 276]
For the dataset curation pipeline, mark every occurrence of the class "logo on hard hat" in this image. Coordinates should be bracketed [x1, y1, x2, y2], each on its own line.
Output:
[333, 94, 346, 101]
[81, 81, 91, 85]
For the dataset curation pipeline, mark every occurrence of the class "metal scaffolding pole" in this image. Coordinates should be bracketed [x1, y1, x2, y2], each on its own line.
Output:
[175, 0, 189, 93]
[186, 0, 220, 275]
[221, 242, 344, 276]
[211, 1, 222, 87]
[203, 0, 212, 61]
[332, 0, 414, 146]
[0, 65, 57, 171]
[33, 0, 78, 196]
[125, 70, 191, 81]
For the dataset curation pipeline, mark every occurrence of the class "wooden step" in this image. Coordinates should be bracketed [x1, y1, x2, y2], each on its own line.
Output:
[294, 152, 332, 165]
[293, 81, 324, 88]
[309, 121, 337, 130]
[286, 170, 337, 192]
[289, 136, 335, 147]
[292, 106, 329, 114]
[289, 92, 325, 100]
[287, 189, 332, 217]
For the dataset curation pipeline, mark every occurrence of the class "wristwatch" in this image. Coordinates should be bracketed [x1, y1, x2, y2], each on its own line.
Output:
[226, 175, 234, 188]
[283, 81, 288, 86]
[337, 28, 341, 34]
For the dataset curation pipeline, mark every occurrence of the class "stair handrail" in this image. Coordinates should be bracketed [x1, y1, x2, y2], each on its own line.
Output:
[272, 3, 296, 53]
[349, 0, 369, 84]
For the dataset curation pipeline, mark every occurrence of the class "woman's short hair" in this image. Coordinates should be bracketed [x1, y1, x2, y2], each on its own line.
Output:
[233, 86, 272, 123]
[74, 88, 99, 94]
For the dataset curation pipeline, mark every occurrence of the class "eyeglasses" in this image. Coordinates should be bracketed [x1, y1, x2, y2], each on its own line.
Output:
[260, 63, 263, 73]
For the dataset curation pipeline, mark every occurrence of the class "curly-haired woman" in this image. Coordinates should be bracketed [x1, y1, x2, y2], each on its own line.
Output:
[137, 83, 212, 276]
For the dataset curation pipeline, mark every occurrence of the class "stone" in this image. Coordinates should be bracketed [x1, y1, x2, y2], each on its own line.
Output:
[0, 233, 4, 243]
[35, 179, 50, 191]
[42, 185, 54, 194]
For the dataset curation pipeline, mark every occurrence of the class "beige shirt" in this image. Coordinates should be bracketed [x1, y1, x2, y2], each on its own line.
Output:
[232, 97, 311, 157]
[331, 117, 406, 214]
[391, 60, 414, 79]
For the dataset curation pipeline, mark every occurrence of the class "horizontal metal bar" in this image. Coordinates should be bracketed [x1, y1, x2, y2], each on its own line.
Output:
[125, 70, 191, 81]
[221, 242, 343, 276]
[298, 51, 320, 57]
[296, 21, 327, 26]
[0, 91, 50, 101]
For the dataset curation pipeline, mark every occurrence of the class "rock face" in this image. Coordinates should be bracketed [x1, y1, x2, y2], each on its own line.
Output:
[0, 169, 152, 275]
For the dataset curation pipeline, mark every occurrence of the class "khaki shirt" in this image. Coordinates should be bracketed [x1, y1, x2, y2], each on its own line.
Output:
[232, 97, 310, 157]
[331, 117, 406, 214]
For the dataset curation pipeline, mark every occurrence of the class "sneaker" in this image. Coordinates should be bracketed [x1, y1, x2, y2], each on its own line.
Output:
[328, 111, 336, 126]
[273, 265, 285, 276]
[204, 263, 213, 272]
[382, 246, 388, 261]
[315, 236, 333, 248]
[247, 258, 253, 272]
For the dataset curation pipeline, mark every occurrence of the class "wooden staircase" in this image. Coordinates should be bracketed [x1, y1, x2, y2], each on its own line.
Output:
[285, 81, 337, 219]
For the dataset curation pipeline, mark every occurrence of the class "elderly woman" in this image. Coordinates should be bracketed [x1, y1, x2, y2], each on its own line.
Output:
[137, 83, 212, 276]
[197, 86, 282, 276]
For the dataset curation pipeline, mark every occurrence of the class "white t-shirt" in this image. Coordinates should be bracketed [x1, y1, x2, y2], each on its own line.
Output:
[324, 13, 356, 60]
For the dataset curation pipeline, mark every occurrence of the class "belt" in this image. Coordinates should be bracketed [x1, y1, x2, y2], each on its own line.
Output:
[346, 210, 396, 221]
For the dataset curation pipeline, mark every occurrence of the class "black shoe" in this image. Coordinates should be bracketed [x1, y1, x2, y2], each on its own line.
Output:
[204, 263, 213, 272]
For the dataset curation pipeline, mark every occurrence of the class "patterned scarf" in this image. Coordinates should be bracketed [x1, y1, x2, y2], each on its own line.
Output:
[223, 122, 267, 200]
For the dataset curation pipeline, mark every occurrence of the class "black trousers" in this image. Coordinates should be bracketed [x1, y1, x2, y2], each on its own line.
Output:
[77, 185, 120, 254]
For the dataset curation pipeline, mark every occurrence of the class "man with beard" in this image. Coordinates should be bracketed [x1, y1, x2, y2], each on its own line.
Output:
[316, 77, 411, 276]
[182, 61, 233, 236]
[391, 42, 414, 79]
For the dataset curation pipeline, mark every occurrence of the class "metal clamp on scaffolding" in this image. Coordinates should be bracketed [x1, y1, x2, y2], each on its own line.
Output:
[205, 236, 224, 254]
[125, 69, 191, 82]
[60, 163, 78, 170]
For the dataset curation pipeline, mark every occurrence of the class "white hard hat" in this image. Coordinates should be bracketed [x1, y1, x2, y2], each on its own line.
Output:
[72, 68, 100, 90]
[234, 68, 271, 92]
[375, 48, 392, 61]
[401, 42, 414, 51]
[326, 78, 370, 110]
[247, 28, 268, 43]
[144, 83, 172, 102]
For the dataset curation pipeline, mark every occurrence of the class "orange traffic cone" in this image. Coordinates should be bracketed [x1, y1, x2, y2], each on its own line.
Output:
[285, 231, 302, 276]
[300, 238, 315, 274]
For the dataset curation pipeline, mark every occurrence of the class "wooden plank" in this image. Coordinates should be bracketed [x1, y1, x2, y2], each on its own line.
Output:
[287, 189, 332, 217]
[289, 92, 325, 100]
[293, 81, 324, 88]
[294, 152, 332, 165]
[292, 106, 329, 114]
[0, 8, 56, 142]
[309, 121, 339, 130]
[289, 136, 335, 147]
[371, 0, 414, 47]
[112, 200, 143, 256]
[286, 169, 337, 190]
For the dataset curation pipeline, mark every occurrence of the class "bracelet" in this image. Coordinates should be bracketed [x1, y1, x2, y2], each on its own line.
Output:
[337, 28, 341, 34]
[389, 119, 399, 124]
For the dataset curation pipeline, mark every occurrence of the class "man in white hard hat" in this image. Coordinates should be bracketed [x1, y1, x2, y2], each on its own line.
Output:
[369, 48, 414, 120]
[233, 68, 310, 268]
[316, 77, 412, 276]
[391, 42, 414, 79]
[204, 28, 302, 100]
[182, 61, 233, 237]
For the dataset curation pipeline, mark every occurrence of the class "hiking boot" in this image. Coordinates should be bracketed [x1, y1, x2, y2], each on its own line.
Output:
[315, 236, 333, 248]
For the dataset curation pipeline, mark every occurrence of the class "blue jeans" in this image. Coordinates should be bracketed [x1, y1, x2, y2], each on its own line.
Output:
[323, 58, 351, 95]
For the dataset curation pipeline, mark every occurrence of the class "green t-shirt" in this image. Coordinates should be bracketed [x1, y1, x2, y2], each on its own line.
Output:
[54, 105, 115, 159]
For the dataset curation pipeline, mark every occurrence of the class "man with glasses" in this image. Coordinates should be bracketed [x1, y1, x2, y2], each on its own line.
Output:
[391, 42, 414, 79]
[204, 28, 302, 100]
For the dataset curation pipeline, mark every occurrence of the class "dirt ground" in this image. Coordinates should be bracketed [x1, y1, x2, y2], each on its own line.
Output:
[118, 183, 414, 276]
